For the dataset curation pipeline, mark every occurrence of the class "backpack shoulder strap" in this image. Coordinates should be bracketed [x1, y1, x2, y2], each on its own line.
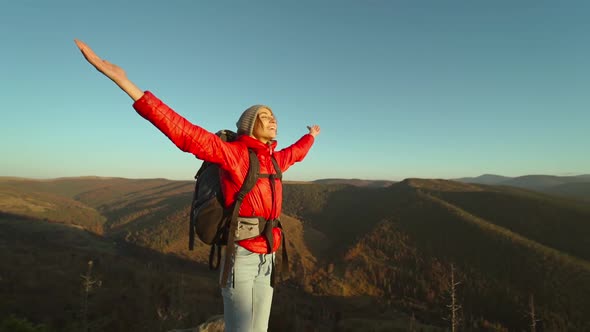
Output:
[234, 149, 260, 201]
[270, 156, 282, 180]
[220, 148, 261, 286]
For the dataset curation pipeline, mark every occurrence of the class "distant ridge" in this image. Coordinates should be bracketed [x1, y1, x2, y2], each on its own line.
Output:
[501, 174, 590, 189]
[0, 176, 185, 182]
[454, 174, 590, 201]
[313, 178, 396, 187]
[400, 178, 484, 192]
[454, 173, 590, 186]
[453, 174, 512, 185]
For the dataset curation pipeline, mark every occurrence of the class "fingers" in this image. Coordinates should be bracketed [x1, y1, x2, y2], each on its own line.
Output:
[74, 39, 86, 50]
[74, 39, 101, 66]
[74, 39, 91, 57]
[306, 125, 321, 138]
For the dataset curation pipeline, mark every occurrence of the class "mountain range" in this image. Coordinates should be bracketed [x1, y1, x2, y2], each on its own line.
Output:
[1, 174, 589, 331]
[454, 174, 590, 201]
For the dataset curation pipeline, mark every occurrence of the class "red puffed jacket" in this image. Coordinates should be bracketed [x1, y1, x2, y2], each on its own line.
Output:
[133, 91, 315, 254]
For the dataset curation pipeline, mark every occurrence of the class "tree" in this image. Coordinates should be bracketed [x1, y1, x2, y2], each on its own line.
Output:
[527, 293, 540, 332]
[444, 263, 462, 332]
[80, 260, 101, 332]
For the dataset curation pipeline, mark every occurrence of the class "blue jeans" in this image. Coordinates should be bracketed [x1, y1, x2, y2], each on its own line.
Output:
[221, 245, 274, 332]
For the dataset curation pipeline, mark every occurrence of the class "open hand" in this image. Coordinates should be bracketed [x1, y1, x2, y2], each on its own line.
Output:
[74, 39, 128, 84]
[307, 125, 321, 137]
[74, 39, 144, 101]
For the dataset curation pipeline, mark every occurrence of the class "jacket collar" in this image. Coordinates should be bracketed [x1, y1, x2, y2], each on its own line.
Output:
[236, 135, 277, 154]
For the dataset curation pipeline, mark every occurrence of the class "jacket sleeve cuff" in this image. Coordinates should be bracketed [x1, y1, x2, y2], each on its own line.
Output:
[132, 90, 158, 118]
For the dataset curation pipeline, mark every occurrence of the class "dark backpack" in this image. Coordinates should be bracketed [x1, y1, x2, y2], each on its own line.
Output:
[189, 130, 254, 249]
[188, 129, 286, 282]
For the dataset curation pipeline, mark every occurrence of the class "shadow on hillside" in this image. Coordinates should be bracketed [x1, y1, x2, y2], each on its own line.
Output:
[0, 211, 211, 274]
[298, 184, 411, 260]
[0, 211, 226, 332]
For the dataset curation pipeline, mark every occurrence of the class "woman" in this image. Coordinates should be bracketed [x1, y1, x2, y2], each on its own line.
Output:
[74, 39, 320, 332]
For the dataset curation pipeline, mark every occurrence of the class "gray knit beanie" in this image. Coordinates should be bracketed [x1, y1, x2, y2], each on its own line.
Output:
[236, 104, 272, 135]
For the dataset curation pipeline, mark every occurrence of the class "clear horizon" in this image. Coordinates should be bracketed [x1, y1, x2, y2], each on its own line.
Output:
[2, 172, 589, 183]
[1, 1, 589, 181]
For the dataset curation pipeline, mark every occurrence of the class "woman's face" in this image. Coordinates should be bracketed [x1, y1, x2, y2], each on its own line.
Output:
[252, 108, 277, 143]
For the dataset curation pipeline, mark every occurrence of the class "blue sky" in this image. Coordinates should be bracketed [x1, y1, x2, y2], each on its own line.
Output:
[1, 0, 589, 181]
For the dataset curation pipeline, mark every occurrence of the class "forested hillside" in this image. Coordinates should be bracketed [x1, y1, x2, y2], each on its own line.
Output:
[2, 177, 590, 331]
